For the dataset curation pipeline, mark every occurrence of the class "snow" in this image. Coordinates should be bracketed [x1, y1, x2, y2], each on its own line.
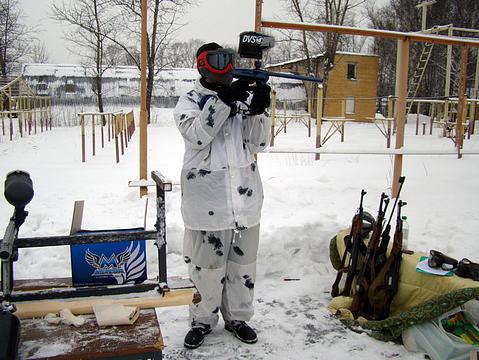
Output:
[1, 108, 479, 359]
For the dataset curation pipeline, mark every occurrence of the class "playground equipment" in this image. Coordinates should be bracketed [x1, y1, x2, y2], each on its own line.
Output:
[253, 0, 479, 196]
[0, 76, 52, 141]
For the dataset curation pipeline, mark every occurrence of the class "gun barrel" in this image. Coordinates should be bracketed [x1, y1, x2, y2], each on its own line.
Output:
[264, 70, 323, 83]
[232, 68, 322, 83]
[0, 220, 17, 260]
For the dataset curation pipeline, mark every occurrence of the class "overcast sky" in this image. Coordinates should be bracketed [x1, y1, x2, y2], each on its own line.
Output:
[22, 0, 388, 64]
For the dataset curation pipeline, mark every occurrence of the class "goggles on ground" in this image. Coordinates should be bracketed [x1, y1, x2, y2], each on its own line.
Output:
[428, 250, 458, 271]
[197, 48, 235, 74]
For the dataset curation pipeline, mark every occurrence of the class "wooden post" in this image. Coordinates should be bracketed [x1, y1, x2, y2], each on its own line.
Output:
[108, 113, 111, 142]
[472, 48, 479, 134]
[81, 114, 86, 162]
[456, 46, 468, 158]
[114, 115, 120, 163]
[283, 100, 287, 133]
[341, 99, 345, 142]
[270, 90, 276, 146]
[255, 0, 262, 32]
[123, 114, 128, 148]
[139, 0, 148, 196]
[387, 96, 393, 148]
[445, 26, 453, 97]
[392, 38, 410, 198]
[92, 114, 96, 156]
[101, 113, 105, 148]
[307, 96, 311, 137]
[9, 94, 13, 141]
[49, 97, 52, 130]
[18, 96, 23, 137]
[416, 102, 421, 135]
[120, 114, 125, 154]
[40, 97, 44, 132]
[315, 84, 324, 160]
[27, 96, 31, 135]
[1, 112, 4, 137]
[33, 96, 37, 134]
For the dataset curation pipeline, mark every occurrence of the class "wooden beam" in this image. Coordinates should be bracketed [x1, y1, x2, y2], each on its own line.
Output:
[15, 288, 198, 319]
[456, 46, 468, 158]
[392, 38, 410, 198]
[260, 20, 479, 48]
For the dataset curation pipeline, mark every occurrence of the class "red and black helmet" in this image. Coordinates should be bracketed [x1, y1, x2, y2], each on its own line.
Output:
[196, 43, 235, 85]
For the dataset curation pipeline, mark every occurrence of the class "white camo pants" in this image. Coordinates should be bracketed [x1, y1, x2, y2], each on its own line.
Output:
[183, 225, 260, 329]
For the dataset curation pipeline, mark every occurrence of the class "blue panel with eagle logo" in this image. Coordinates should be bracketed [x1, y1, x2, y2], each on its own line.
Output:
[70, 228, 147, 287]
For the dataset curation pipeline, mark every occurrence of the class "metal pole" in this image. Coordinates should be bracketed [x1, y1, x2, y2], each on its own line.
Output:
[315, 84, 323, 160]
[139, 0, 148, 197]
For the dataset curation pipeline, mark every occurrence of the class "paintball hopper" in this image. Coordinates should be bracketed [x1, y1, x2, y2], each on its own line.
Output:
[4, 170, 33, 210]
[238, 31, 274, 59]
[4, 170, 33, 228]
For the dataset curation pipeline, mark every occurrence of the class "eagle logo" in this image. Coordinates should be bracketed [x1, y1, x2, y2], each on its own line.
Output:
[84, 242, 146, 284]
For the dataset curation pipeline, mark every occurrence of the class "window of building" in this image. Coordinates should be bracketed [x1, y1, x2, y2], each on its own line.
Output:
[346, 97, 355, 114]
[65, 81, 76, 93]
[36, 83, 48, 91]
[347, 63, 357, 80]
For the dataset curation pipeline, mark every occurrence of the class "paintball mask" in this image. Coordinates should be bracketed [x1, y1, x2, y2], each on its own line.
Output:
[197, 48, 235, 85]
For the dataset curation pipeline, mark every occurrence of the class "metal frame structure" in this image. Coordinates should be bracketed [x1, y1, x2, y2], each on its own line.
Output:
[0, 171, 171, 303]
[254, 0, 479, 197]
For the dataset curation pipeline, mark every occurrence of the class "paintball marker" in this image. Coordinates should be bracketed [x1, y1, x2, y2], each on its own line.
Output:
[350, 192, 389, 318]
[1, 170, 33, 360]
[368, 200, 406, 320]
[233, 31, 323, 85]
[331, 189, 366, 298]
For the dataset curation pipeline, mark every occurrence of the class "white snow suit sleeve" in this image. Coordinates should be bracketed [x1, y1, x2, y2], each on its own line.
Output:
[241, 112, 272, 154]
[174, 90, 231, 150]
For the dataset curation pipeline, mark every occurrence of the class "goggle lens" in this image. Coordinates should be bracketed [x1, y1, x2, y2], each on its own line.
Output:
[207, 52, 233, 70]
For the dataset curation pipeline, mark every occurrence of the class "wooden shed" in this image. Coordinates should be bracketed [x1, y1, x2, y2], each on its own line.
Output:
[266, 51, 380, 121]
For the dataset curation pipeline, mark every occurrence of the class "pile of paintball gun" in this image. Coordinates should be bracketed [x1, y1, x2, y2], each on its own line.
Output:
[233, 31, 323, 86]
[331, 176, 407, 321]
[0, 170, 34, 360]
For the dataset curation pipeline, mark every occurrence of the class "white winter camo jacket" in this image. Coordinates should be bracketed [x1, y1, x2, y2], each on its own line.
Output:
[174, 78, 271, 231]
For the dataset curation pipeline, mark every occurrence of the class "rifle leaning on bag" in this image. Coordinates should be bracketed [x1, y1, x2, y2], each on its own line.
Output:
[367, 200, 407, 320]
[331, 189, 366, 298]
[349, 192, 389, 318]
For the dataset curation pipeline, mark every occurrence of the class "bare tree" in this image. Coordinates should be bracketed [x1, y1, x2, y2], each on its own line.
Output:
[103, 0, 192, 122]
[52, 0, 115, 114]
[164, 38, 203, 68]
[0, 0, 34, 76]
[30, 40, 49, 63]
[280, 0, 365, 103]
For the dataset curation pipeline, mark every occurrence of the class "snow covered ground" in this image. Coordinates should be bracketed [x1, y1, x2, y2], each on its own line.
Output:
[1, 108, 479, 359]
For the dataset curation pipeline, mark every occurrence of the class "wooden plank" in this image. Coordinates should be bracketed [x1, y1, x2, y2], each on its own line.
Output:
[15, 288, 198, 319]
[260, 20, 479, 48]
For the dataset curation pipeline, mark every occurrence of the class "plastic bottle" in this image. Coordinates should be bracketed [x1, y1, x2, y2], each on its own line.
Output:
[402, 215, 409, 251]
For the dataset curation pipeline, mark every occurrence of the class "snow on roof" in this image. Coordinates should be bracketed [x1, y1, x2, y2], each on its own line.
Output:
[266, 51, 379, 68]
[21, 63, 199, 80]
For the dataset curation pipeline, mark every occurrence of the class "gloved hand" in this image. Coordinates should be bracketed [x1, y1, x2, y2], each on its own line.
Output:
[248, 83, 271, 115]
[217, 80, 251, 106]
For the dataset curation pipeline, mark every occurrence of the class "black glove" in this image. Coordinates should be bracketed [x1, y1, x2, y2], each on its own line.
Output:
[217, 80, 251, 106]
[249, 83, 271, 115]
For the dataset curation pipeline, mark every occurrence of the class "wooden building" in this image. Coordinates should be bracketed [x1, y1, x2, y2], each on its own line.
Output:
[267, 51, 380, 120]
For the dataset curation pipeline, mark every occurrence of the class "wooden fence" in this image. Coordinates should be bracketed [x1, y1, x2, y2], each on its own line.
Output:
[78, 110, 136, 163]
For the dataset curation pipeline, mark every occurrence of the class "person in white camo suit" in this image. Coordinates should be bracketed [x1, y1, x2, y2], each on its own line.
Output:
[173, 42, 271, 349]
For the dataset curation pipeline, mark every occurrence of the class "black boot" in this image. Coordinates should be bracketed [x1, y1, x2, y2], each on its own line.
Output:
[184, 326, 212, 349]
[225, 320, 257, 344]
